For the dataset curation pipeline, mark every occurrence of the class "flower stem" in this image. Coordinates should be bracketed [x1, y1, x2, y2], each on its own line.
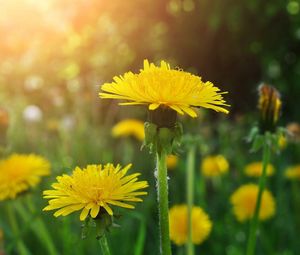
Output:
[5, 203, 30, 255]
[186, 145, 196, 255]
[156, 150, 172, 255]
[246, 135, 271, 255]
[98, 234, 111, 255]
[15, 197, 58, 255]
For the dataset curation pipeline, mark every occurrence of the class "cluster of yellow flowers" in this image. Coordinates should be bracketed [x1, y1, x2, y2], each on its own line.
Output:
[2, 59, 292, 253]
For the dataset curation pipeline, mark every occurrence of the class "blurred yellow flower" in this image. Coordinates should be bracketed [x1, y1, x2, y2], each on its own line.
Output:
[167, 155, 179, 170]
[99, 59, 229, 118]
[278, 134, 287, 150]
[201, 155, 229, 177]
[0, 154, 50, 201]
[112, 119, 145, 141]
[169, 205, 212, 246]
[43, 164, 148, 221]
[244, 162, 274, 177]
[230, 184, 275, 222]
[285, 165, 300, 180]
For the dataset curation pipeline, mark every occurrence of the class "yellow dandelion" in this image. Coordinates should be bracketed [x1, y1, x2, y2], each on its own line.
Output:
[43, 164, 148, 221]
[244, 162, 274, 177]
[201, 155, 229, 177]
[0, 154, 50, 201]
[112, 119, 145, 141]
[99, 60, 229, 118]
[167, 155, 179, 170]
[230, 184, 276, 222]
[285, 165, 300, 180]
[169, 205, 212, 246]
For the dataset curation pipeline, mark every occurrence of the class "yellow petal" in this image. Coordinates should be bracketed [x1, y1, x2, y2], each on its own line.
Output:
[80, 207, 90, 221]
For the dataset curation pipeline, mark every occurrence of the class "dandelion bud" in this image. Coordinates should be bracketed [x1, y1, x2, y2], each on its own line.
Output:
[258, 83, 282, 133]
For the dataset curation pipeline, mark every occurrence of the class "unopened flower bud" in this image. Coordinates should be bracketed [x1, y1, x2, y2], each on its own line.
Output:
[258, 83, 281, 133]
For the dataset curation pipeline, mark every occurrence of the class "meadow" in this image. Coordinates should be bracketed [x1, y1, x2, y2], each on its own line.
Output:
[0, 1, 300, 255]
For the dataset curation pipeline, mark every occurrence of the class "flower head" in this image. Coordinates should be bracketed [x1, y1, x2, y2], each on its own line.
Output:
[258, 84, 281, 133]
[43, 164, 148, 221]
[169, 205, 212, 246]
[244, 162, 274, 177]
[99, 60, 229, 118]
[285, 165, 300, 180]
[112, 119, 145, 141]
[0, 154, 50, 201]
[167, 155, 179, 170]
[230, 184, 276, 222]
[201, 155, 229, 178]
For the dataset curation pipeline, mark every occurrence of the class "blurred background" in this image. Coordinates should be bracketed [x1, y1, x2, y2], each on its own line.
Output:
[1, 0, 300, 254]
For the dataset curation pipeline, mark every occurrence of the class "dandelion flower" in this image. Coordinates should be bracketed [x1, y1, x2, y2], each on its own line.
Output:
[0, 154, 50, 201]
[169, 205, 212, 246]
[230, 184, 276, 222]
[43, 164, 148, 221]
[201, 155, 229, 177]
[244, 162, 274, 177]
[285, 165, 300, 180]
[99, 60, 229, 118]
[112, 119, 145, 141]
[167, 155, 179, 170]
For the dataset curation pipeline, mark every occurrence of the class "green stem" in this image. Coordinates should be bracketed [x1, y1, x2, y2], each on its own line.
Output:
[6, 203, 30, 255]
[98, 234, 111, 255]
[15, 197, 58, 255]
[156, 150, 172, 255]
[186, 146, 196, 255]
[246, 135, 271, 255]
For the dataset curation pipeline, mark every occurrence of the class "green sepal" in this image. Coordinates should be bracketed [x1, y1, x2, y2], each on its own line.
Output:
[95, 213, 113, 239]
[143, 122, 158, 153]
[250, 135, 264, 152]
[173, 122, 183, 148]
[247, 126, 259, 144]
[81, 212, 114, 240]
[158, 128, 175, 154]
[143, 121, 183, 154]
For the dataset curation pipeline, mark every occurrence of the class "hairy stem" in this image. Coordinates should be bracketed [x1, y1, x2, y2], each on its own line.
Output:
[186, 145, 196, 255]
[156, 150, 172, 255]
[98, 234, 111, 255]
[246, 135, 271, 255]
